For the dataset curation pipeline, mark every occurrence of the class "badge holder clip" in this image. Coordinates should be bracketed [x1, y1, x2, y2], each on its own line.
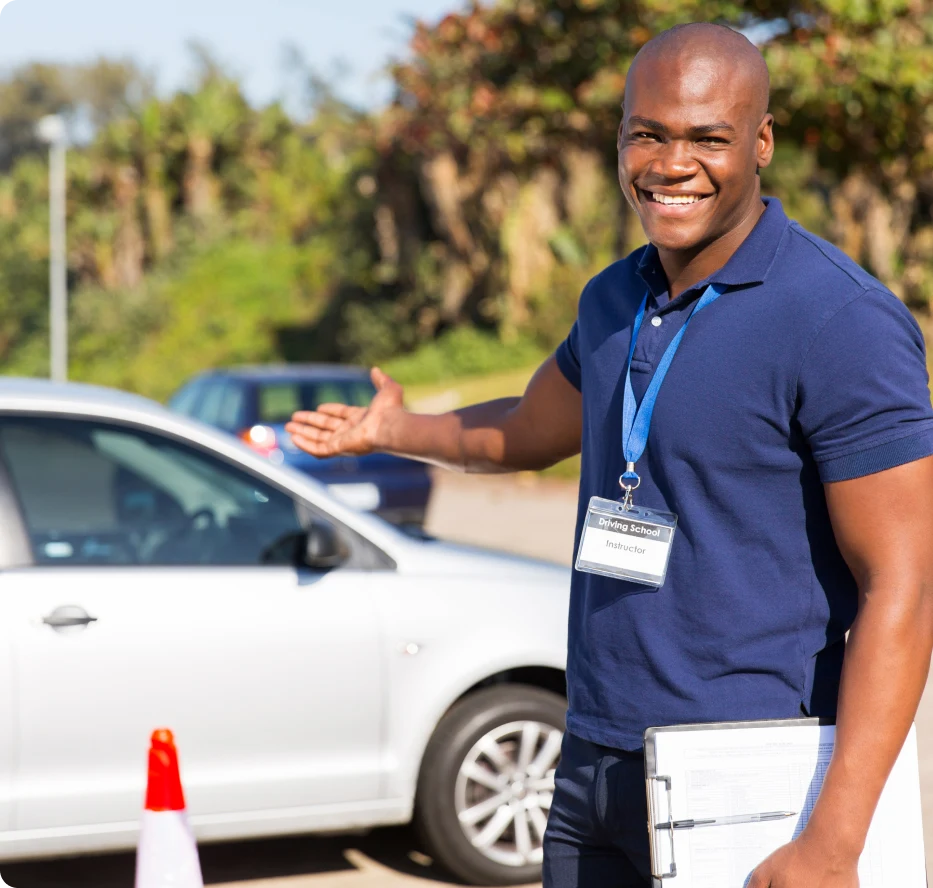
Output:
[574, 463, 678, 588]
[620, 461, 640, 512]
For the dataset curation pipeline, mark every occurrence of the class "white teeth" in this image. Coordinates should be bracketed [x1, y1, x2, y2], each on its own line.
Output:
[650, 193, 703, 205]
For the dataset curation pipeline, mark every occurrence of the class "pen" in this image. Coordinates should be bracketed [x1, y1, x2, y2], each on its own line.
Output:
[655, 811, 797, 830]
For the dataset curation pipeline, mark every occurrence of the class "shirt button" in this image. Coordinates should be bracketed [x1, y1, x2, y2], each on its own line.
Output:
[651, 316, 662, 327]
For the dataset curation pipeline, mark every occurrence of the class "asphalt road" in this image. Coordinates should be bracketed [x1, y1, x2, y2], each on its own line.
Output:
[5, 471, 933, 887]
[2, 827, 469, 887]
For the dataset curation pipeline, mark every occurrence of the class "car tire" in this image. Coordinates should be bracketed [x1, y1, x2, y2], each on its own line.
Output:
[414, 684, 566, 886]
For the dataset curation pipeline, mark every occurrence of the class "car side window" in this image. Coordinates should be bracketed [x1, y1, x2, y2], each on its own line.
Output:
[215, 383, 246, 432]
[0, 417, 309, 567]
[257, 380, 377, 425]
[167, 380, 205, 417]
[196, 381, 228, 426]
[258, 383, 301, 425]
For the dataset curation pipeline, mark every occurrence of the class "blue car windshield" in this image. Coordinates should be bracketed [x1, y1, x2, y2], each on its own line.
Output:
[257, 379, 377, 425]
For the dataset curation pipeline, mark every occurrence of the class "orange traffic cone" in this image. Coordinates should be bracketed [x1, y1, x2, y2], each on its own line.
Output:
[135, 729, 204, 888]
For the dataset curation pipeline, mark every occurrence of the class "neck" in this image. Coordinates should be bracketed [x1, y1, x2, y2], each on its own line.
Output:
[658, 196, 766, 299]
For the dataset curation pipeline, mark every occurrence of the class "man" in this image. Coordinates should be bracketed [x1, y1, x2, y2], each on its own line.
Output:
[287, 22, 933, 888]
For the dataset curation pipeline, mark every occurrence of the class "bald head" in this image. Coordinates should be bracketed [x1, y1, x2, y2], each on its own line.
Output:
[616, 21, 775, 260]
[628, 23, 770, 119]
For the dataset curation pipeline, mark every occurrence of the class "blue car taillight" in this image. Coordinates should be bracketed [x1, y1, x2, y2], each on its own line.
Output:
[238, 425, 281, 460]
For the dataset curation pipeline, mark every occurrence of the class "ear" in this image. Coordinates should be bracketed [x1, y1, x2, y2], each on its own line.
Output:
[756, 113, 775, 170]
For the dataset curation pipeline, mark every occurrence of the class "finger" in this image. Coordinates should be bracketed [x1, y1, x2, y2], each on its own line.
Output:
[316, 403, 361, 420]
[309, 412, 345, 432]
[291, 408, 346, 424]
[289, 430, 339, 458]
[372, 366, 395, 390]
[285, 425, 335, 444]
[286, 412, 344, 432]
[372, 366, 402, 394]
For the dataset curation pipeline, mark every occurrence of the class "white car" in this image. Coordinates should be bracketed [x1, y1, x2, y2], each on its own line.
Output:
[0, 379, 570, 886]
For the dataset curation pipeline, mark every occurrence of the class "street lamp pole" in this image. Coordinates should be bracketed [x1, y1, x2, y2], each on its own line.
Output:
[37, 115, 67, 383]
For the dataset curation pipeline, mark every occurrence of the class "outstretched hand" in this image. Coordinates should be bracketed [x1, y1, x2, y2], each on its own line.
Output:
[285, 367, 405, 458]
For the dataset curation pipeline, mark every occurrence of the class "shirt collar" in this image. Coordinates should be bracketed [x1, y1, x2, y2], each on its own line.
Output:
[636, 197, 790, 301]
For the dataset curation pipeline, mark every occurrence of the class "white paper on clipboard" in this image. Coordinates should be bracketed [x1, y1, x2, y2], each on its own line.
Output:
[644, 718, 925, 887]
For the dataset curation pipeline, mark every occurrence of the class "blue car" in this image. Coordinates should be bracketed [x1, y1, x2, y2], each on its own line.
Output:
[167, 366, 433, 526]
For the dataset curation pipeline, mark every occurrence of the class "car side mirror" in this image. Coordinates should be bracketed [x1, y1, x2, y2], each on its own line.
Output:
[303, 521, 348, 570]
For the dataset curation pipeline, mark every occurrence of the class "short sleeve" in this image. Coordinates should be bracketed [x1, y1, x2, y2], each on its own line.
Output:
[555, 320, 582, 391]
[797, 288, 933, 482]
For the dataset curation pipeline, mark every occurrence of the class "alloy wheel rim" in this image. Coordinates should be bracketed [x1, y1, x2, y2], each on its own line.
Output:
[454, 719, 562, 868]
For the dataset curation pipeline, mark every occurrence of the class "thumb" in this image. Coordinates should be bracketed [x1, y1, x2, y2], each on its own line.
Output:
[746, 866, 771, 888]
[371, 366, 401, 394]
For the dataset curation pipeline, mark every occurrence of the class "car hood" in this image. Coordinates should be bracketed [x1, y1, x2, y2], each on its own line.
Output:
[397, 537, 572, 586]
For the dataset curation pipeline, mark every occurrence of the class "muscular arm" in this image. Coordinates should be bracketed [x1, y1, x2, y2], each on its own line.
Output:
[286, 355, 583, 474]
[750, 455, 933, 886]
[807, 456, 933, 853]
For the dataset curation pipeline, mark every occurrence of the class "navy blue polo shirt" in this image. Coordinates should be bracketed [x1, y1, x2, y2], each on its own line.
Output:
[555, 198, 933, 751]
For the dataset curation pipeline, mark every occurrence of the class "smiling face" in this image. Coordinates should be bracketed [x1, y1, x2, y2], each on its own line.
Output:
[618, 42, 774, 259]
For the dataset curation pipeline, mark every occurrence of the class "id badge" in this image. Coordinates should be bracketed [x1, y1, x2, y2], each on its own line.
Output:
[575, 496, 678, 587]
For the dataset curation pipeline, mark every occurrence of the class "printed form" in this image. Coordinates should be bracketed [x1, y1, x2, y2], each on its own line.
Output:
[650, 722, 925, 887]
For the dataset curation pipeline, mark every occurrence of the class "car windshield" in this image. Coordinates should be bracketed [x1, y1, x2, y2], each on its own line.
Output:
[257, 379, 376, 425]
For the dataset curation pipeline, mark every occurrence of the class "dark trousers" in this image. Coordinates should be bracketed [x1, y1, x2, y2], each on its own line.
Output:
[543, 731, 652, 888]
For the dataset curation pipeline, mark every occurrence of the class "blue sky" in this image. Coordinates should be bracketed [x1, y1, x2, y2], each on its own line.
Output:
[0, 0, 460, 109]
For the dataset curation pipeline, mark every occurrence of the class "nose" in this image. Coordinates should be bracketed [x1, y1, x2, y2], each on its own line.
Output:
[651, 139, 700, 180]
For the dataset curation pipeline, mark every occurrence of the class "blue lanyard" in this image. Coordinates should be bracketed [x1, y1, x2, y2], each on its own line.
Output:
[620, 284, 725, 492]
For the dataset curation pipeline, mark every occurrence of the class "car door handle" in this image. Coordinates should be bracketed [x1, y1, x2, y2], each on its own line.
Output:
[42, 606, 99, 630]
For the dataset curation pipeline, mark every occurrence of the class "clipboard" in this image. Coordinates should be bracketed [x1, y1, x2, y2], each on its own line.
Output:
[643, 718, 926, 888]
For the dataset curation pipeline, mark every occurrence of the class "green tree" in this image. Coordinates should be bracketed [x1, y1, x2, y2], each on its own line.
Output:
[4, 1, 933, 396]
[368, 0, 933, 359]
[762, 6, 933, 305]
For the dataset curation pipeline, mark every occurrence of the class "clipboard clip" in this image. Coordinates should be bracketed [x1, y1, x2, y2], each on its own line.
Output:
[648, 775, 677, 879]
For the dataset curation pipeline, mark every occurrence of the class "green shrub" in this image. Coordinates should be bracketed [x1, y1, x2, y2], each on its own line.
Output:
[67, 236, 330, 401]
[384, 327, 547, 386]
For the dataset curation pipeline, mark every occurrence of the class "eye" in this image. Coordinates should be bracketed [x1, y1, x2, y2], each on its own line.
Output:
[697, 136, 728, 145]
[631, 131, 661, 142]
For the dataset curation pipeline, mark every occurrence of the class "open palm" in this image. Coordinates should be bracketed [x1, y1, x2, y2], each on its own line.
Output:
[285, 368, 404, 458]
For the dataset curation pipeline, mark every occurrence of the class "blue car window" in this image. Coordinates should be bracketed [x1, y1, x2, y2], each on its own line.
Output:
[258, 380, 377, 425]
[313, 384, 344, 406]
[198, 382, 228, 426]
[167, 380, 205, 416]
[216, 384, 246, 431]
[259, 383, 302, 424]
[347, 383, 377, 407]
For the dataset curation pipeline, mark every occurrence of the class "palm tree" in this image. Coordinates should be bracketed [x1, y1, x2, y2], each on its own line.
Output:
[94, 117, 145, 289]
[137, 100, 175, 261]
[173, 52, 250, 223]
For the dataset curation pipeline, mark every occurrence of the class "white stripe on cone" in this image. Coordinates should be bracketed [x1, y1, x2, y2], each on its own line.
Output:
[135, 809, 204, 888]
[136, 728, 204, 888]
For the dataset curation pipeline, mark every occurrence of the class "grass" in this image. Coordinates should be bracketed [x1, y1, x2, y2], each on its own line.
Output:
[404, 365, 582, 483]
[406, 366, 537, 409]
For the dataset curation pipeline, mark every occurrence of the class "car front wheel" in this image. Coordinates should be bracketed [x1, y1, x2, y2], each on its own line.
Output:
[414, 684, 566, 886]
